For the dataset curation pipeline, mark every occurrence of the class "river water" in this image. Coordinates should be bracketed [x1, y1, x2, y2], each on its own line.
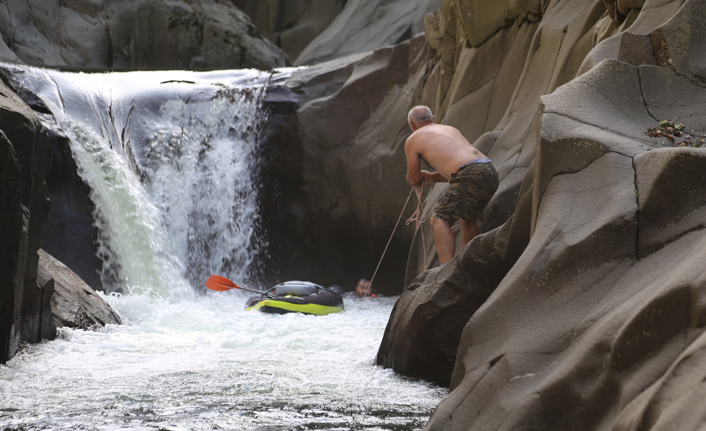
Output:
[0, 66, 447, 430]
[0, 292, 446, 430]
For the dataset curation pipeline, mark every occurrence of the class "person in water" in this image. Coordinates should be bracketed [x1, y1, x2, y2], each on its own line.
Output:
[350, 279, 376, 298]
[404, 105, 499, 266]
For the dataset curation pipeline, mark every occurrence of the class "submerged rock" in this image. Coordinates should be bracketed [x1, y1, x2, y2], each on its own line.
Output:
[39, 250, 122, 330]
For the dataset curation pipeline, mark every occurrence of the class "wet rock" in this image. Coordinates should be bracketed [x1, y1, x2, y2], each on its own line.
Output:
[39, 249, 122, 329]
[0, 78, 53, 363]
[376, 215, 525, 385]
[38, 115, 103, 290]
[0, 0, 289, 70]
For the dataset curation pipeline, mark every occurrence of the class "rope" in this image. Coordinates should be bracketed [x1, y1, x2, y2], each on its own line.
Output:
[369, 185, 426, 290]
[406, 185, 427, 268]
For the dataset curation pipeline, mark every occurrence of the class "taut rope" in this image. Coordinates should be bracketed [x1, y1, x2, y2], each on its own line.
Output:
[368, 185, 427, 290]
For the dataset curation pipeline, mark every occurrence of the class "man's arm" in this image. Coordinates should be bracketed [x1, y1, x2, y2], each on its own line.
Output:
[405, 139, 423, 186]
[421, 171, 447, 183]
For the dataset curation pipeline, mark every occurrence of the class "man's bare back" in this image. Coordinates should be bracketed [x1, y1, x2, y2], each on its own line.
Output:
[405, 123, 486, 185]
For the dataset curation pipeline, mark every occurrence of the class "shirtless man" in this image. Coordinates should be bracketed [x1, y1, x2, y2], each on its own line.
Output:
[405, 106, 499, 265]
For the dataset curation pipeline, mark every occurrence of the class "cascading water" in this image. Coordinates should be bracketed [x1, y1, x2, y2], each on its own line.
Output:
[0, 65, 447, 430]
[8, 65, 272, 296]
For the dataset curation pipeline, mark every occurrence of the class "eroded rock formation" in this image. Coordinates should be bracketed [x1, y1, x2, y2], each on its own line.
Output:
[294, 0, 442, 65]
[0, 0, 288, 70]
[233, 0, 442, 66]
[376, 0, 706, 429]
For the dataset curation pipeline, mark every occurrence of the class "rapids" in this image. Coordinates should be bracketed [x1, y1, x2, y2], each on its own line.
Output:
[0, 292, 446, 430]
[0, 65, 447, 429]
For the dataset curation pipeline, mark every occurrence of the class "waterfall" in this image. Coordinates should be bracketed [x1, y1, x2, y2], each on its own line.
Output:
[7, 65, 280, 297]
[0, 66, 451, 431]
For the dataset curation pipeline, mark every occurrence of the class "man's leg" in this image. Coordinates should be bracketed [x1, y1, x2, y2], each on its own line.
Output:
[460, 219, 479, 245]
[430, 217, 455, 264]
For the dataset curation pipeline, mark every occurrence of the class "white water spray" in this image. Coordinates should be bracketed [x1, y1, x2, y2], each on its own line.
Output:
[9, 66, 273, 296]
[56, 110, 193, 298]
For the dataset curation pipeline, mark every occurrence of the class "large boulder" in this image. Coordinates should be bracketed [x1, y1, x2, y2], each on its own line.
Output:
[39, 250, 122, 329]
[0, 0, 289, 70]
[0, 77, 53, 363]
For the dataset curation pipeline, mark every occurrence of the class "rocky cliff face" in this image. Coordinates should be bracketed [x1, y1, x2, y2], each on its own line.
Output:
[232, 0, 347, 61]
[376, 0, 706, 429]
[0, 0, 288, 70]
[0, 78, 54, 363]
[233, 0, 442, 66]
[293, 0, 442, 65]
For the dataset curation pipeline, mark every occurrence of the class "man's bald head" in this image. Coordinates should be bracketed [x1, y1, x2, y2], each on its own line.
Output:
[408, 106, 434, 129]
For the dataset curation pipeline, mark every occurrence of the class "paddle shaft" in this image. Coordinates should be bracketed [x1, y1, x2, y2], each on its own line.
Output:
[205, 275, 268, 295]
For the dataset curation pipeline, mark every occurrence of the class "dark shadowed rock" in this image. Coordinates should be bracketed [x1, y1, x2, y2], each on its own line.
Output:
[0, 78, 53, 363]
[39, 250, 122, 330]
[38, 115, 103, 290]
[277, 38, 434, 290]
[0, 0, 289, 70]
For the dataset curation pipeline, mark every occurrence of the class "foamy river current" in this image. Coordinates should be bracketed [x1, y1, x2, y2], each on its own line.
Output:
[0, 292, 446, 430]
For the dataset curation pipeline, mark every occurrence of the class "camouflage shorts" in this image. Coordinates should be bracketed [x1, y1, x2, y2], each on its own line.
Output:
[432, 162, 499, 223]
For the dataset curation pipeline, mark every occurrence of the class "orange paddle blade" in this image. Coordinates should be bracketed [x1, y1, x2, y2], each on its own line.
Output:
[205, 275, 240, 291]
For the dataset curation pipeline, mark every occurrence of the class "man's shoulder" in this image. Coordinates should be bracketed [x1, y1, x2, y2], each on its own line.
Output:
[405, 132, 420, 151]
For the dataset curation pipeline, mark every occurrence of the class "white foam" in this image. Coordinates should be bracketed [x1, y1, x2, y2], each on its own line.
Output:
[0, 294, 447, 430]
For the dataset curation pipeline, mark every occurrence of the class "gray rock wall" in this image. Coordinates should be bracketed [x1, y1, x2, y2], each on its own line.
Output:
[375, 0, 706, 429]
[233, 0, 442, 66]
[232, 0, 347, 61]
[261, 36, 436, 290]
[0, 0, 288, 70]
[295, 0, 443, 65]
[0, 78, 54, 363]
